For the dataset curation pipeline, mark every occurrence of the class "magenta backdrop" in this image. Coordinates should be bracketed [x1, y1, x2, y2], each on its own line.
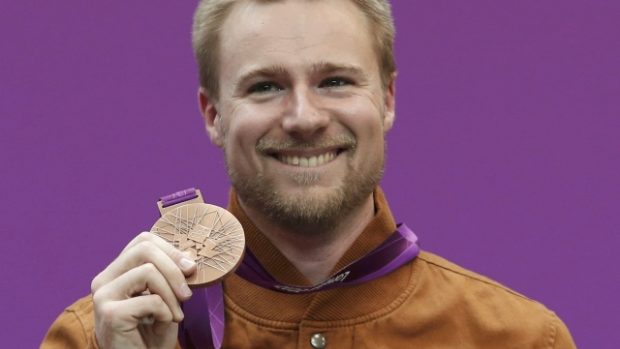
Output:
[1, 1, 618, 347]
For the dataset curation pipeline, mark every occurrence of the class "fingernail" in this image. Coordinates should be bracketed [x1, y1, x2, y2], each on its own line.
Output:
[180, 283, 193, 297]
[177, 309, 185, 322]
[179, 258, 195, 270]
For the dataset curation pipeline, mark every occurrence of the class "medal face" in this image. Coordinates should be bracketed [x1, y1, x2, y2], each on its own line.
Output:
[151, 203, 245, 286]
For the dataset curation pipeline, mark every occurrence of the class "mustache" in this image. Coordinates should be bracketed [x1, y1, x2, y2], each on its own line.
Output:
[256, 134, 357, 153]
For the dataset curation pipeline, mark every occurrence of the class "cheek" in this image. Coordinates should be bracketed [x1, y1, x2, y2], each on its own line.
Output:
[224, 122, 258, 157]
[334, 96, 386, 166]
[221, 104, 279, 161]
[332, 94, 385, 136]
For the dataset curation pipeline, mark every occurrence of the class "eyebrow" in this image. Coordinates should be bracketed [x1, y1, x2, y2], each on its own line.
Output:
[234, 65, 289, 91]
[309, 61, 367, 78]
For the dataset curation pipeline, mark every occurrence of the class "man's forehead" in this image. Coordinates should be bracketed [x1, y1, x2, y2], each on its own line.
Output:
[213, 0, 382, 94]
[219, 1, 373, 57]
[220, 0, 370, 43]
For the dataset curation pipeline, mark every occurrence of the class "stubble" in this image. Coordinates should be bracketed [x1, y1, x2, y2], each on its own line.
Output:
[227, 137, 385, 235]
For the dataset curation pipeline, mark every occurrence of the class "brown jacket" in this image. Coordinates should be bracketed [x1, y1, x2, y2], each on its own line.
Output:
[43, 189, 576, 348]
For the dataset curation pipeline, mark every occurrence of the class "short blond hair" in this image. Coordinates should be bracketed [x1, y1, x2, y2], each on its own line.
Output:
[192, 0, 396, 100]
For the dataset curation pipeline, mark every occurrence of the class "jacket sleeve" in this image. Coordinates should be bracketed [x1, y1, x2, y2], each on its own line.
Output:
[552, 313, 577, 349]
[41, 296, 100, 349]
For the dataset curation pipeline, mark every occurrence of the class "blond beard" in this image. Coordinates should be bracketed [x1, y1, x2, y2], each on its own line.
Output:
[226, 149, 384, 235]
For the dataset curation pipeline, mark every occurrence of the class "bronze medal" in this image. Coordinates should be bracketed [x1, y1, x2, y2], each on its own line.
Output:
[151, 202, 245, 286]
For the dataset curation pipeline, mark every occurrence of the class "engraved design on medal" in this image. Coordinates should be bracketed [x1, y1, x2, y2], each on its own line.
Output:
[151, 203, 245, 286]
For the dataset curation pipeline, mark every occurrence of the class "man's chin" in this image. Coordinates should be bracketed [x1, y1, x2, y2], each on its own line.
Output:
[262, 187, 345, 225]
[229, 164, 383, 234]
[276, 181, 340, 197]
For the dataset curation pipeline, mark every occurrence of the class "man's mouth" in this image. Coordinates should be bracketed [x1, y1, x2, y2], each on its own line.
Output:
[258, 136, 355, 168]
[275, 150, 340, 168]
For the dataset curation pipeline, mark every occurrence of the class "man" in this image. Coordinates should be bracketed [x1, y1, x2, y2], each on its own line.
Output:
[42, 0, 576, 348]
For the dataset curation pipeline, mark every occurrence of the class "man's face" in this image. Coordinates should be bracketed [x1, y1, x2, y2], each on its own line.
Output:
[202, 0, 395, 231]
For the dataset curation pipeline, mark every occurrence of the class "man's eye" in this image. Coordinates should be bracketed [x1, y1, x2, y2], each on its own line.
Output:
[319, 77, 352, 88]
[248, 82, 283, 94]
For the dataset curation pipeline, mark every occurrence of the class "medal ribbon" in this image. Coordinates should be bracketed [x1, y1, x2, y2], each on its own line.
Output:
[235, 223, 419, 293]
[160, 188, 420, 349]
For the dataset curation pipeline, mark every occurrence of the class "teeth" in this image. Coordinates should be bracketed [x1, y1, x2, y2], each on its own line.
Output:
[278, 152, 338, 167]
[308, 156, 317, 167]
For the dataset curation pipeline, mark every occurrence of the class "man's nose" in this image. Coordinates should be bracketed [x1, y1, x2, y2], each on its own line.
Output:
[281, 88, 330, 139]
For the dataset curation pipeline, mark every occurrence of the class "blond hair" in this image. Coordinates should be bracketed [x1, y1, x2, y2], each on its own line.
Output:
[192, 0, 396, 100]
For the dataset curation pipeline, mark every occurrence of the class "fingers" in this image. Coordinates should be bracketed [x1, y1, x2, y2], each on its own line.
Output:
[96, 294, 175, 331]
[91, 232, 192, 347]
[124, 232, 197, 276]
[95, 263, 184, 322]
[92, 233, 196, 301]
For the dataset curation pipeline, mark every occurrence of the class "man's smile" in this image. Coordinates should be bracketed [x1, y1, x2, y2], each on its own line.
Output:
[258, 135, 356, 169]
[274, 150, 340, 168]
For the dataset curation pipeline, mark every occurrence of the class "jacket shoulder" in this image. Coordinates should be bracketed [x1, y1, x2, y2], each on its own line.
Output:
[418, 251, 532, 299]
[409, 251, 576, 348]
[41, 295, 99, 349]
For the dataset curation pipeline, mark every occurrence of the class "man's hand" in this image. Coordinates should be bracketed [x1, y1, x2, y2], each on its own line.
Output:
[91, 232, 196, 349]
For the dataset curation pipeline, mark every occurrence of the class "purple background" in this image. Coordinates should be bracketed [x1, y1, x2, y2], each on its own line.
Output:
[1, 1, 618, 347]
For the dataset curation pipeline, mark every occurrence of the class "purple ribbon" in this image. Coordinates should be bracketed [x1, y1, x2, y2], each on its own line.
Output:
[235, 224, 419, 293]
[178, 283, 224, 349]
[178, 224, 419, 349]
[160, 188, 198, 208]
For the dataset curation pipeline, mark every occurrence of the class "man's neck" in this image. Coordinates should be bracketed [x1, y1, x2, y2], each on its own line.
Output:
[239, 194, 376, 285]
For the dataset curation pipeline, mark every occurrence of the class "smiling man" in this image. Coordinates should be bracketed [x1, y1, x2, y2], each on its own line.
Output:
[43, 1, 576, 348]
[203, 0, 396, 285]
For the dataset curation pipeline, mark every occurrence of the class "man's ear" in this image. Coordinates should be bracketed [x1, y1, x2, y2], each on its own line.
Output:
[198, 87, 224, 147]
[382, 72, 397, 132]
